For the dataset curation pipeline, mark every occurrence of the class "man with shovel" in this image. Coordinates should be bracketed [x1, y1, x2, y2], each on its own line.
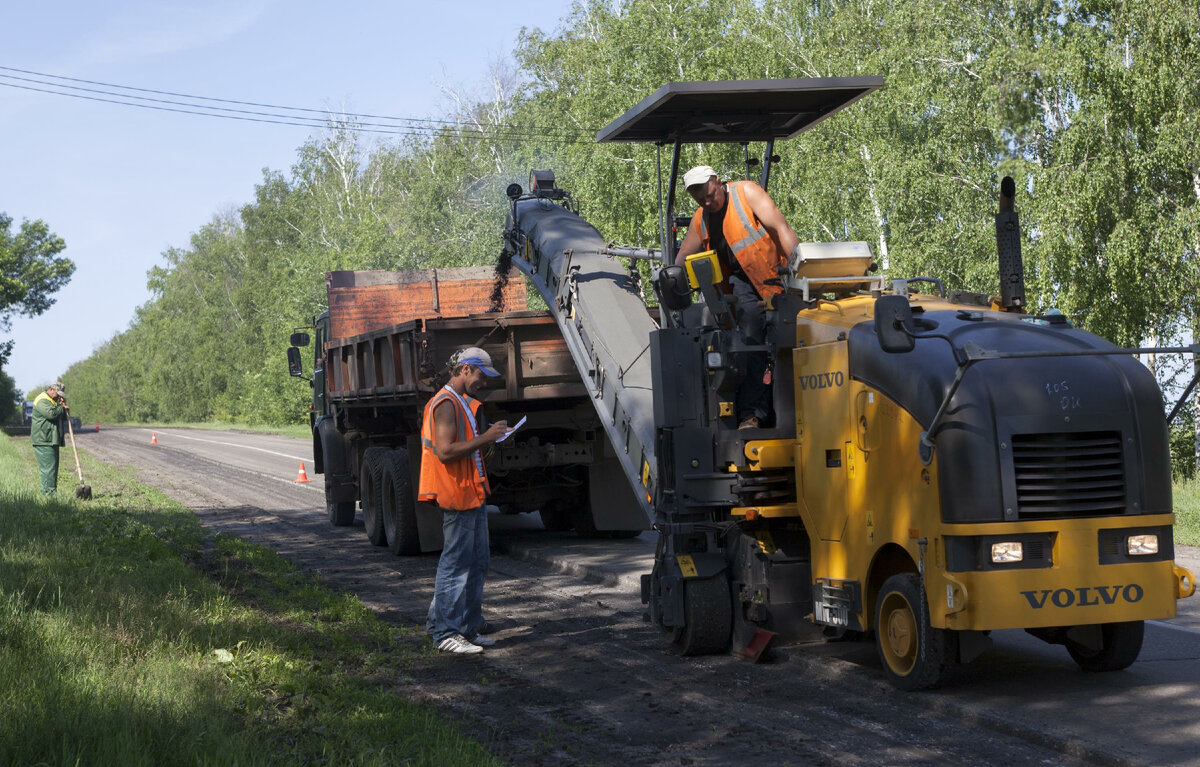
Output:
[31, 381, 68, 495]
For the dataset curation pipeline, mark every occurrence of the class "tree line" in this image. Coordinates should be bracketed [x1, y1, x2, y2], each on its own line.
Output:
[57, 1, 1200, 469]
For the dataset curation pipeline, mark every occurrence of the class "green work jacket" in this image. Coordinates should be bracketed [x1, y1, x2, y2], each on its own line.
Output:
[30, 391, 66, 447]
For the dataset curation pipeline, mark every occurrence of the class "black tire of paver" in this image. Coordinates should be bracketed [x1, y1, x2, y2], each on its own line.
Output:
[326, 499, 355, 527]
[382, 448, 420, 556]
[677, 574, 733, 656]
[360, 447, 388, 547]
[1066, 620, 1144, 672]
[875, 572, 950, 690]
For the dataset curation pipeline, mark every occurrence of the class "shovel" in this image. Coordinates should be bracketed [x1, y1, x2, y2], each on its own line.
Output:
[65, 415, 92, 500]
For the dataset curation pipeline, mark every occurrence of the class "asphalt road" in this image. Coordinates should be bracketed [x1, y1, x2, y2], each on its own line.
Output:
[74, 425, 1200, 765]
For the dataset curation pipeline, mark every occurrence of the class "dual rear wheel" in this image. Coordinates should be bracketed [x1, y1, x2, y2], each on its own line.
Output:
[358, 447, 421, 555]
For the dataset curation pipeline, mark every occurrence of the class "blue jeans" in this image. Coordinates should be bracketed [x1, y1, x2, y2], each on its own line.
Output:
[426, 505, 490, 643]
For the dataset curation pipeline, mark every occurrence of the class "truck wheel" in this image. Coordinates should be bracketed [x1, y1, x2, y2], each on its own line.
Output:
[382, 449, 420, 556]
[605, 529, 642, 540]
[360, 447, 388, 547]
[1066, 621, 1144, 672]
[572, 505, 640, 539]
[676, 574, 733, 656]
[539, 500, 574, 532]
[875, 573, 949, 690]
[326, 500, 355, 527]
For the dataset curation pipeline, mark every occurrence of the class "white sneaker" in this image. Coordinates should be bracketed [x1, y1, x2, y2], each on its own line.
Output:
[468, 634, 496, 647]
[437, 634, 483, 654]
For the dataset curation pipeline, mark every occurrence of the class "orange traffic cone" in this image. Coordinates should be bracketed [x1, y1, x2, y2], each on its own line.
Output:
[150, 432, 158, 444]
[294, 462, 311, 483]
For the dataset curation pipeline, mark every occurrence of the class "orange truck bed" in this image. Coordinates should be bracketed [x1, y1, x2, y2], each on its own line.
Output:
[326, 266, 527, 340]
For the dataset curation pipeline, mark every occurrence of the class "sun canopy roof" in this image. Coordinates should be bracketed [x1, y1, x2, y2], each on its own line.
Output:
[596, 77, 884, 144]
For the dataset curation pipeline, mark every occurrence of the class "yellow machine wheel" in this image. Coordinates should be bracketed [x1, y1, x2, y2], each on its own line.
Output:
[875, 573, 949, 690]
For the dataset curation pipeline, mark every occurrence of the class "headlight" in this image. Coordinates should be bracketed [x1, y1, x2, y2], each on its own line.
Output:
[706, 351, 723, 369]
[1128, 534, 1159, 556]
[991, 541, 1023, 563]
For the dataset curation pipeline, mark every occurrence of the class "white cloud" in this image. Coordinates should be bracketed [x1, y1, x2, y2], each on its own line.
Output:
[83, 1, 273, 65]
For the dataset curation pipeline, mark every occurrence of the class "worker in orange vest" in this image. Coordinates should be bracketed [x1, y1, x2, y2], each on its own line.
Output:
[419, 346, 509, 655]
[675, 165, 801, 429]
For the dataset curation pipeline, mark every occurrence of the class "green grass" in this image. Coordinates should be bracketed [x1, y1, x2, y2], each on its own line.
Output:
[1174, 478, 1200, 547]
[0, 437, 503, 766]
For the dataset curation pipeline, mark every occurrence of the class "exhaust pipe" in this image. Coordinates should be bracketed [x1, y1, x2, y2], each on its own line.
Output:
[996, 176, 1025, 310]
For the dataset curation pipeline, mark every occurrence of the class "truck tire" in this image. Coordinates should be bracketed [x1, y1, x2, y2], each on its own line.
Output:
[539, 499, 574, 532]
[875, 573, 949, 690]
[360, 447, 388, 547]
[382, 449, 420, 556]
[1066, 621, 1144, 672]
[327, 500, 355, 527]
[572, 505, 641, 539]
[676, 574, 733, 656]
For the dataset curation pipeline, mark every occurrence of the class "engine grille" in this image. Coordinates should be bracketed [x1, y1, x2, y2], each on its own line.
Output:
[1010, 431, 1126, 516]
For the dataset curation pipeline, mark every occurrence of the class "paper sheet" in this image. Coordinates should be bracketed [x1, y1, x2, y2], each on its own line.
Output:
[496, 415, 526, 443]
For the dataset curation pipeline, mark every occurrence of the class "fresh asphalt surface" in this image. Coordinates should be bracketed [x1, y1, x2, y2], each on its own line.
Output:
[77, 425, 1200, 765]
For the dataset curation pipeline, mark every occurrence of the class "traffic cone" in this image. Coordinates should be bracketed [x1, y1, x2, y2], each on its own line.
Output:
[294, 462, 311, 483]
[150, 432, 158, 444]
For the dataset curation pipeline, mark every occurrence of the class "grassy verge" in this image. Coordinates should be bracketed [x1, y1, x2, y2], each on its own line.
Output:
[0, 437, 502, 766]
[1175, 479, 1200, 547]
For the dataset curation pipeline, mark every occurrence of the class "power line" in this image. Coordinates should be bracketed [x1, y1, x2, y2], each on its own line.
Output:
[0, 79, 586, 143]
[0, 64, 594, 136]
[0, 65, 595, 144]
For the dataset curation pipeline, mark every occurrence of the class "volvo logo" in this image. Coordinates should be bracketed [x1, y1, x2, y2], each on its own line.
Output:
[1020, 584, 1144, 609]
[799, 371, 845, 391]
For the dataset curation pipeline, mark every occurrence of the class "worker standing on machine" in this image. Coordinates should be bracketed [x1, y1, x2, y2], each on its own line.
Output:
[419, 346, 509, 654]
[675, 165, 800, 429]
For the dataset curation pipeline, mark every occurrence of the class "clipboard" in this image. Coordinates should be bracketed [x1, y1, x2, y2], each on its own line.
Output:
[496, 415, 526, 443]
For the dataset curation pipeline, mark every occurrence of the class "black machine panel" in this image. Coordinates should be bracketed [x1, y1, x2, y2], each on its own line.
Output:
[596, 77, 884, 144]
[848, 309, 1171, 524]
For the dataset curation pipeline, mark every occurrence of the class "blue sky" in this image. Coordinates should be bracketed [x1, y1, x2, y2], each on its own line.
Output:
[1, 1, 569, 396]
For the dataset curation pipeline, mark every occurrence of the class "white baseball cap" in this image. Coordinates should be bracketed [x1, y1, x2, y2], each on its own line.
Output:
[455, 347, 500, 377]
[683, 165, 718, 189]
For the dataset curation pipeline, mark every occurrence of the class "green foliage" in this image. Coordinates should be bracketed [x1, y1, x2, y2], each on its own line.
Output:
[1173, 477, 1200, 546]
[0, 212, 73, 365]
[0, 435, 501, 766]
[1171, 412, 1196, 481]
[0, 369, 21, 424]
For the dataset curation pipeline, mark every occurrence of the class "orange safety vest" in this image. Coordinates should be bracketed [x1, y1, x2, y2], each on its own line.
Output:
[417, 386, 490, 511]
[690, 180, 787, 298]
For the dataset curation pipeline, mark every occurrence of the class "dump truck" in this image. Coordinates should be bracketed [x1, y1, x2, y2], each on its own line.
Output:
[286, 266, 647, 554]
[495, 77, 1198, 689]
